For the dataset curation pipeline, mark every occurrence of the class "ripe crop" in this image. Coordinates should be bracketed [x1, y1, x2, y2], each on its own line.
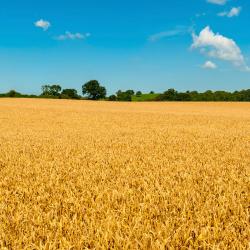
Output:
[0, 99, 249, 249]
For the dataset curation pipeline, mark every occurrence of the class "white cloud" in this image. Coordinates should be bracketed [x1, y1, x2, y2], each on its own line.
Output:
[207, 0, 227, 5]
[34, 19, 51, 31]
[149, 26, 190, 42]
[218, 7, 242, 17]
[191, 26, 249, 71]
[55, 31, 91, 41]
[202, 61, 217, 69]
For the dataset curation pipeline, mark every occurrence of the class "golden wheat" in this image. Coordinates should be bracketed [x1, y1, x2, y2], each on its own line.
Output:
[0, 99, 249, 249]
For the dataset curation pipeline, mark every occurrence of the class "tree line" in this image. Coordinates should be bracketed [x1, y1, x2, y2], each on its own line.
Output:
[0, 80, 250, 101]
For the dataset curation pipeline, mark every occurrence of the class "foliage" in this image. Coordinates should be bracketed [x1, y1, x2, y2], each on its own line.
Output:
[1, 83, 250, 102]
[158, 89, 178, 101]
[108, 95, 117, 101]
[156, 89, 250, 102]
[6, 90, 22, 97]
[116, 90, 135, 101]
[136, 91, 142, 97]
[41, 84, 62, 97]
[0, 90, 38, 98]
[61, 89, 80, 99]
[82, 80, 106, 100]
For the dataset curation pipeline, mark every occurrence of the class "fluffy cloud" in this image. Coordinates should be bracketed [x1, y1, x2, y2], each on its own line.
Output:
[207, 0, 227, 5]
[202, 61, 217, 69]
[55, 31, 91, 41]
[191, 26, 249, 70]
[34, 19, 51, 31]
[218, 7, 242, 18]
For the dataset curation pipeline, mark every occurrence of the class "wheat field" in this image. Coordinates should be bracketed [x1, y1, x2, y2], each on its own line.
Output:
[0, 99, 249, 249]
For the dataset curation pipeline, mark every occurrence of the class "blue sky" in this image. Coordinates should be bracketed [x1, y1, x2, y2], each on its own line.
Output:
[0, 0, 249, 94]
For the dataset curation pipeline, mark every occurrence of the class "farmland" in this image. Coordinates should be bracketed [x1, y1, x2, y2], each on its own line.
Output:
[0, 99, 249, 249]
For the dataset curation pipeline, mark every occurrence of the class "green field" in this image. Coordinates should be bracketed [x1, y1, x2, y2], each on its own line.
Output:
[131, 93, 160, 102]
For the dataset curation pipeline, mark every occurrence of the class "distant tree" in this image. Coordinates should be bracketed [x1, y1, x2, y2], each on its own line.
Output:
[244, 89, 250, 101]
[189, 91, 199, 101]
[165, 89, 178, 100]
[199, 90, 214, 101]
[41, 84, 62, 96]
[82, 80, 107, 100]
[213, 91, 231, 101]
[233, 90, 245, 101]
[116, 90, 123, 100]
[41, 85, 50, 96]
[149, 91, 155, 94]
[108, 95, 117, 101]
[116, 90, 135, 101]
[1, 84, 250, 102]
[50, 85, 62, 96]
[126, 90, 135, 96]
[136, 91, 142, 97]
[176, 92, 191, 101]
[61, 89, 80, 99]
[235, 89, 250, 101]
[6, 90, 22, 97]
[157, 88, 178, 101]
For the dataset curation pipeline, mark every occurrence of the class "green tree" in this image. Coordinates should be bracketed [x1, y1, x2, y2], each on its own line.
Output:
[136, 91, 142, 97]
[108, 95, 117, 101]
[41, 84, 62, 96]
[50, 85, 62, 96]
[61, 89, 80, 99]
[157, 89, 178, 101]
[126, 90, 135, 96]
[82, 80, 107, 100]
[6, 90, 22, 97]
[116, 90, 135, 101]
[41, 85, 50, 96]
[176, 92, 191, 101]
